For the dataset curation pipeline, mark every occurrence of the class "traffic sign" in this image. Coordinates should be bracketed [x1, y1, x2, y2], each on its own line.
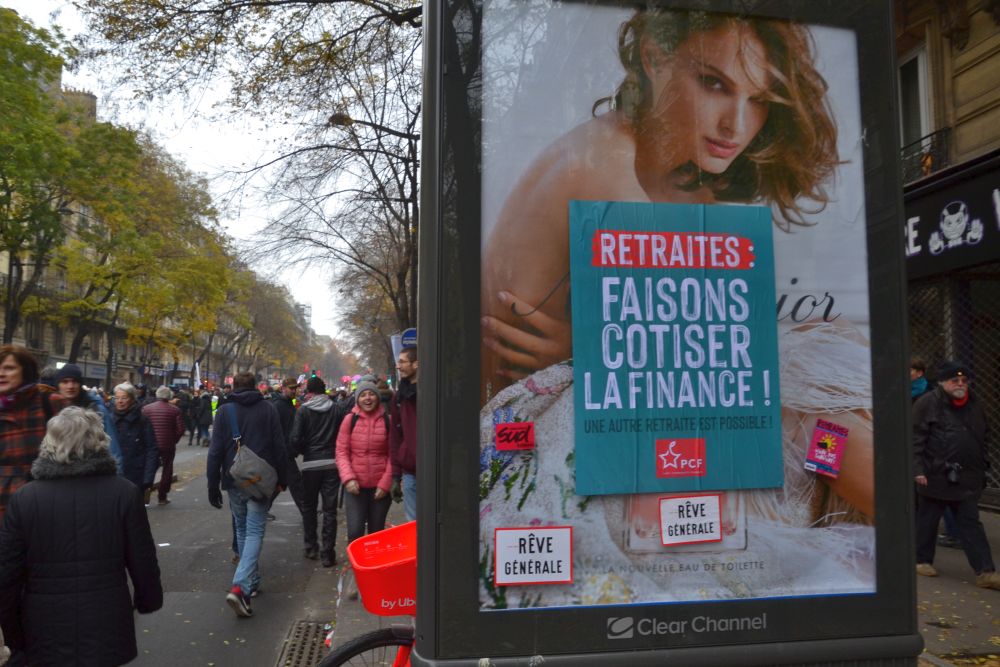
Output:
[401, 327, 417, 347]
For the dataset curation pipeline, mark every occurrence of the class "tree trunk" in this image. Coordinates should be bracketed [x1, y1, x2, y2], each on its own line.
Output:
[2, 257, 47, 345]
[67, 327, 91, 364]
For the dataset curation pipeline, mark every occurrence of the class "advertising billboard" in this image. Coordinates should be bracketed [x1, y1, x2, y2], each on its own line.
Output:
[417, 0, 917, 663]
[479, 0, 874, 610]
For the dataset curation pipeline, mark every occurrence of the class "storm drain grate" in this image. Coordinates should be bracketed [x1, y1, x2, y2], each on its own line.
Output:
[277, 619, 329, 667]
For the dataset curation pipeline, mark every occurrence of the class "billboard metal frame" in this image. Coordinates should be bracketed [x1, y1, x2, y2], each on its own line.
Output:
[415, 0, 920, 663]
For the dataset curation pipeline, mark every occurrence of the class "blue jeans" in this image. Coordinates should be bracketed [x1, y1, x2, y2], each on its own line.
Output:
[402, 472, 417, 522]
[228, 487, 267, 595]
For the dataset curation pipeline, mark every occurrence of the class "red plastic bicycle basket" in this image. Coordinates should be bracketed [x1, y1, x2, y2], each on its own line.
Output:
[347, 521, 417, 616]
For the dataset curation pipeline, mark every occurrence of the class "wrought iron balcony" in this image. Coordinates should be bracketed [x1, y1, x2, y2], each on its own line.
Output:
[900, 127, 951, 184]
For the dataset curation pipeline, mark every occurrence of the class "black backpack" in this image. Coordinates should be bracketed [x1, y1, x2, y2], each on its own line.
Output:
[348, 410, 391, 435]
[352, 393, 405, 438]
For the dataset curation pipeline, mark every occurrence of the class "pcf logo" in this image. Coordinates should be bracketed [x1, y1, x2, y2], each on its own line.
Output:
[655, 438, 706, 478]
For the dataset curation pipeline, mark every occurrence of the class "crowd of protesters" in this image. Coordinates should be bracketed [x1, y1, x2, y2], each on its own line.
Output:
[0, 342, 418, 663]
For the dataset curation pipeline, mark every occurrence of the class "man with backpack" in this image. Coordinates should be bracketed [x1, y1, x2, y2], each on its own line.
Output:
[289, 376, 342, 567]
[206, 372, 287, 617]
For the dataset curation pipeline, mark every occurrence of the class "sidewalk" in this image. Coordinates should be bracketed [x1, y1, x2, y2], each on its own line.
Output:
[325, 508, 1000, 666]
[916, 508, 1000, 667]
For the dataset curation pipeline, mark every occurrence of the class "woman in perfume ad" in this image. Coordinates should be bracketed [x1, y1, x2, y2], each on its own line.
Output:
[478, 4, 874, 608]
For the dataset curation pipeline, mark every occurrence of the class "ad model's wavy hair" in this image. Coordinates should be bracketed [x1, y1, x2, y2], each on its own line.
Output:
[595, 8, 840, 228]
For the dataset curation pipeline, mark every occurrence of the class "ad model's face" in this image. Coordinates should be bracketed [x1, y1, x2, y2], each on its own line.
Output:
[643, 24, 770, 175]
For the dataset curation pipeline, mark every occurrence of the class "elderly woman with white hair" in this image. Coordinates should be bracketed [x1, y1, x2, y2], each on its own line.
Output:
[112, 382, 160, 502]
[0, 407, 163, 665]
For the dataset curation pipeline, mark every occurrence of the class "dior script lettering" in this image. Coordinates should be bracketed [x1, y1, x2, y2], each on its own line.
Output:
[775, 277, 840, 323]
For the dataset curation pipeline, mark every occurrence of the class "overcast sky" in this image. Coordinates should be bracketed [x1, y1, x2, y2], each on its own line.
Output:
[2, 0, 343, 338]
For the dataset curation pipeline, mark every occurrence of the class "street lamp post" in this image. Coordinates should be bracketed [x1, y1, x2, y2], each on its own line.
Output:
[327, 110, 420, 331]
[327, 113, 420, 143]
[80, 342, 91, 384]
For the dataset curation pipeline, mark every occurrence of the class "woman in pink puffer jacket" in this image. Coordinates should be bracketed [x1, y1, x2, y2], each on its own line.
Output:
[336, 381, 393, 544]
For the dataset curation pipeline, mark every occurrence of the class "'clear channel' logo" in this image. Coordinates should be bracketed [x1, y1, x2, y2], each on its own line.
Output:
[606, 617, 634, 639]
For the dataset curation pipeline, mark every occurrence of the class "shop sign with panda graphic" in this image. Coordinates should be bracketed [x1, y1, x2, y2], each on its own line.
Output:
[927, 200, 983, 255]
[904, 161, 1000, 280]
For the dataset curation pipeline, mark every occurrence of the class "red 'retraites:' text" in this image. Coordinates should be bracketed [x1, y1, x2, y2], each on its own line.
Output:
[592, 231, 755, 269]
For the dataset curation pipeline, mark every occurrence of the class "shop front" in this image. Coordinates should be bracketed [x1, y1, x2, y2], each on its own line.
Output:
[905, 148, 1000, 508]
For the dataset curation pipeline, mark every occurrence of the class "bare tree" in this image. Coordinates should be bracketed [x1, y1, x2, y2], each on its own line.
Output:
[249, 26, 420, 331]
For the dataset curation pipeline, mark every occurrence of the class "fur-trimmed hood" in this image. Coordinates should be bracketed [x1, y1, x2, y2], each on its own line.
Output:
[31, 449, 119, 481]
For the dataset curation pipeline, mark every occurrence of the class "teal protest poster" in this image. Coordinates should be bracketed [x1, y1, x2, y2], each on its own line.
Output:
[569, 200, 782, 496]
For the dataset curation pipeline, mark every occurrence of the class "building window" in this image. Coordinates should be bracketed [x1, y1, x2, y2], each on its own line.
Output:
[25, 317, 42, 350]
[76, 207, 90, 235]
[52, 326, 65, 355]
[899, 46, 930, 147]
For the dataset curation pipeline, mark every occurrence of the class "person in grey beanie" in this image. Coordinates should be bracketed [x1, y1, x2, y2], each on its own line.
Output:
[336, 380, 393, 550]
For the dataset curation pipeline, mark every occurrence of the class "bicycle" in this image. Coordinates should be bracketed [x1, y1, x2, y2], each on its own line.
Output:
[319, 521, 417, 666]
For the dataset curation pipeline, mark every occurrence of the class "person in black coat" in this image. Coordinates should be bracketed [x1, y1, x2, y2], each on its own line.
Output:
[0, 406, 163, 665]
[271, 377, 304, 511]
[195, 390, 214, 447]
[112, 382, 160, 503]
[913, 361, 1000, 590]
[289, 376, 343, 566]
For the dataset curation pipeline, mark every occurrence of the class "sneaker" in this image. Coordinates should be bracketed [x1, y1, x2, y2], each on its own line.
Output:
[158, 499, 171, 506]
[916, 563, 939, 577]
[226, 585, 253, 617]
[976, 571, 1000, 590]
[322, 553, 336, 568]
[304, 547, 319, 560]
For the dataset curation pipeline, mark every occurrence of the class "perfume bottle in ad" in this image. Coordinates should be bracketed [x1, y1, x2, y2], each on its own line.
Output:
[624, 491, 747, 553]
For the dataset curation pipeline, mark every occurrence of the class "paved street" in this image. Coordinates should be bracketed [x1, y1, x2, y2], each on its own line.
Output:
[135, 444, 342, 667]
[133, 443, 1000, 667]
